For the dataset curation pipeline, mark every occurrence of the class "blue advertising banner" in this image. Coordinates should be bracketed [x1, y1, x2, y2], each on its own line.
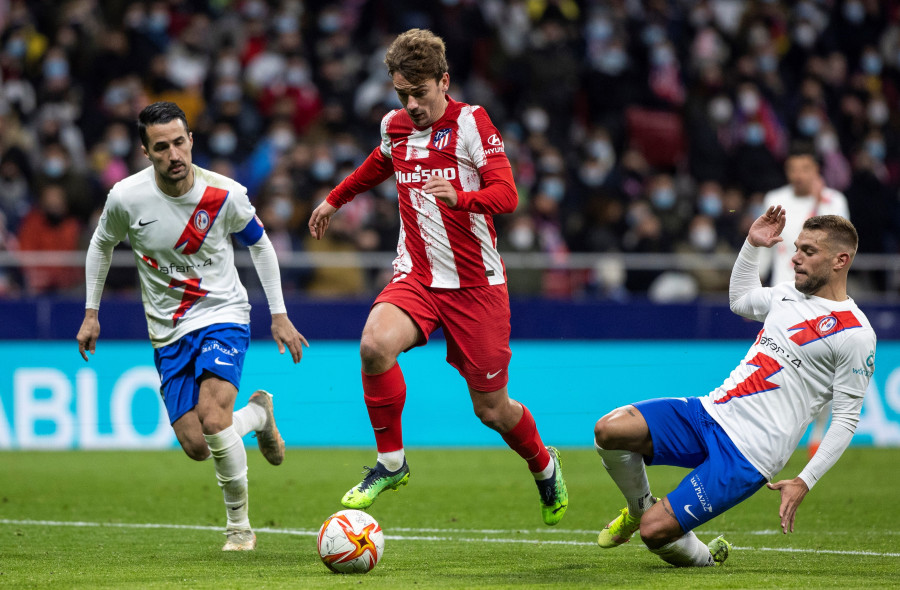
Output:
[1, 341, 898, 449]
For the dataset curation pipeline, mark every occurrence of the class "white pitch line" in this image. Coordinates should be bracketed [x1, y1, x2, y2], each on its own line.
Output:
[2, 519, 898, 557]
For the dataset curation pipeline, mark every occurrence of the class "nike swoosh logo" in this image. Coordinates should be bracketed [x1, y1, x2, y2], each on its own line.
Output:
[138, 219, 157, 226]
[782, 296, 795, 302]
[229, 503, 245, 511]
[214, 357, 234, 366]
[684, 504, 699, 521]
[486, 370, 501, 379]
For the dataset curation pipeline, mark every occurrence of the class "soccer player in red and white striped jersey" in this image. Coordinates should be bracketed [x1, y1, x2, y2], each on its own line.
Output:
[308, 29, 568, 525]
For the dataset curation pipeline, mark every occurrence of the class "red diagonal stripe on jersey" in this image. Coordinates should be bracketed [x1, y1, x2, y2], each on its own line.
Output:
[174, 186, 229, 255]
[715, 352, 782, 404]
[787, 310, 862, 346]
[140, 254, 158, 269]
[169, 277, 208, 326]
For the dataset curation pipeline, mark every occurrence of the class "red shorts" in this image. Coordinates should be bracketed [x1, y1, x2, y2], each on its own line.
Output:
[374, 279, 512, 392]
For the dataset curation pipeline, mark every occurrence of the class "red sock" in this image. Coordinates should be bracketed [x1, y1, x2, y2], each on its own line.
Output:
[501, 404, 551, 473]
[362, 363, 406, 452]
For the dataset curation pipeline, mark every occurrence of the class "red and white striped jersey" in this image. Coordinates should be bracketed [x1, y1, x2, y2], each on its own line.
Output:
[331, 96, 514, 289]
[91, 165, 261, 347]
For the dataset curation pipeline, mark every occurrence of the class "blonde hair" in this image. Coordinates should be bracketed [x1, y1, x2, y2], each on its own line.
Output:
[384, 28, 448, 84]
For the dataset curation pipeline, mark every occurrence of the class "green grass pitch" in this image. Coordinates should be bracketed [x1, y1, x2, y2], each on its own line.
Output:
[1, 447, 898, 588]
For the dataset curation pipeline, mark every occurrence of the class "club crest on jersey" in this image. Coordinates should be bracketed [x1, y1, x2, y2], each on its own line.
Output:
[817, 316, 838, 334]
[194, 210, 211, 232]
[174, 186, 229, 255]
[432, 128, 452, 150]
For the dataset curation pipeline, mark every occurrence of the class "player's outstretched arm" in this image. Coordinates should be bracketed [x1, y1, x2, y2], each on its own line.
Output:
[747, 205, 786, 248]
[766, 477, 809, 534]
[271, 313, 308, 364]
[76, 309, 101, 362]
[308, 200, 339, 240]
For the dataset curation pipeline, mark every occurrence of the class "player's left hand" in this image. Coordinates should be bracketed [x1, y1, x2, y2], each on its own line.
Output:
[271, 313, 309, 364]
[423, 177, 459, 208]
[766, 477, 809, 534]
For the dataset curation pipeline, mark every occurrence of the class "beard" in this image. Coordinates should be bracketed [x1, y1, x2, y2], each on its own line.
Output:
[795, 270, 828, 295]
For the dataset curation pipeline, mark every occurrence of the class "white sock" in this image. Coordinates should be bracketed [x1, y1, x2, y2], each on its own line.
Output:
[232, 403, 266, 437]
[649, 531, 714, 567]
[595, 442, 654, 516]
[204, 425, 250, 530]
[377, 450, 405, 472]
[533, 458, 555, 481]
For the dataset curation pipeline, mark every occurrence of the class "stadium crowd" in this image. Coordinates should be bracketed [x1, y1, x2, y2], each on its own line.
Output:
[0, 0, 898, 299]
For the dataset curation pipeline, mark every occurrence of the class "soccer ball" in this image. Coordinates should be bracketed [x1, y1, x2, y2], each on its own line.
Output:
[316, 509, 384, 574]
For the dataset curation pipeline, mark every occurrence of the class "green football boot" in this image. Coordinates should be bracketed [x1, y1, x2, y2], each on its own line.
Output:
[707, 535, 733, 566]
[341, 461, 410, 509]
[536, 447, 568, 525]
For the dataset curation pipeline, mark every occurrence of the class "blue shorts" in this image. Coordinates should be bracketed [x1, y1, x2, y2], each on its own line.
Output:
[153, 323, 250, 424]
[634, 397, 766, 533]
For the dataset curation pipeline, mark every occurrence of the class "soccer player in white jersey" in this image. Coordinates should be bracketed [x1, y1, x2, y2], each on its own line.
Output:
[760, 147, 850, 459]
[307, 29, 567, 525]
[592, 206, 876, 567]
[75, 102, 308, 551]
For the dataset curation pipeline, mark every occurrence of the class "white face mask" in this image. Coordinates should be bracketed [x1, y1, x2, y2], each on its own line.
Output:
[508, 225, 535, 250]
[690, 225, 717, 251]
[739, 91, 760, 115]
[210, 132, 237, 155]
[272, 197, 294, 220]
[108, 137, 131, 157]
[868, 101, 889, 126]
[270, 130, 294, 151]
[523, 107, 549, 134]
[708, 97, 733, 124]
[816, 133, 839, 154]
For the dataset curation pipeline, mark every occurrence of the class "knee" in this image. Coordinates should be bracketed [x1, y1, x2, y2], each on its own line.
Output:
[180, 438, 210, 462]
[474, 405, 504, 432]
[594, 413, 616, 448]
[639, 515, 680, 549]
[359, 334, 396, 374]
[198, 413, 230, 435]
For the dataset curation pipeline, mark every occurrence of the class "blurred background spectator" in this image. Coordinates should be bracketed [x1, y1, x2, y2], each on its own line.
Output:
[0, 0, 898, 301]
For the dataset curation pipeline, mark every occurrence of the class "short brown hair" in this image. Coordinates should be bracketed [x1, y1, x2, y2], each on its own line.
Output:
[803, 215, 858, 259]
[384, 28, 448, 84]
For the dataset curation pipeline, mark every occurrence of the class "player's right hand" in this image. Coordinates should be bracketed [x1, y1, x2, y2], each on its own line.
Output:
[747, 205, 786, 248]
[76, 311, 101, 362]
[308, 200, 339, 240]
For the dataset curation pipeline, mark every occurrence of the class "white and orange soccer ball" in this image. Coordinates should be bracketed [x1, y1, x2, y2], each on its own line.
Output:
[316, 509, 384, 574]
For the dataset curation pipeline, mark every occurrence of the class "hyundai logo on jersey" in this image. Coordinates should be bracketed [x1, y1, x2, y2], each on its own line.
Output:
[487, 133, 503, 146]
[432, 128, 452, 150]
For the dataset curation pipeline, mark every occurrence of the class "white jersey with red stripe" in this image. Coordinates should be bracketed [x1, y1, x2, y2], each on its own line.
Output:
[93, 165, 261, 347]
[700, 282, 876, 480]
[380, 96, 510, 288]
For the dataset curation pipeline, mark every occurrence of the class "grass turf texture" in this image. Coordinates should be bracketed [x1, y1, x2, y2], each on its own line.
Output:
[1, 448, 898, 589]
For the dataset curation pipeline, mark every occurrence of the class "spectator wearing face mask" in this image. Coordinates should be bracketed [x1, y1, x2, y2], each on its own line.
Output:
[0, 147, 33, 233]
[16, 182, 82, 294]
[33, 142, 95, 224]
[674, 214, 732, 294]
